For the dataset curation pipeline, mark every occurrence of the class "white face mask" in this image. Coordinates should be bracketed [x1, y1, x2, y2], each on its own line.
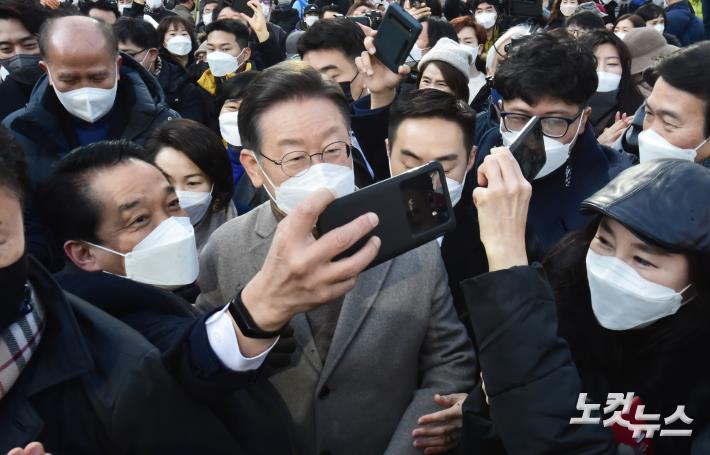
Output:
[118, 2, 133, 14]
[146, 0, 163, 8]
[445, 176, 465, 207]
[49, 67, 118, 123]
[207, 49, 245, 77]
[177, 188, 213, 225]
[560, 4, 577, 16]
[202, 11, 213, 25]
[596, 71, 621, 93]
[653, 23, 665, 33]
[219, 110, 241, 146]
[305, 15, 319, 26]
[638, 128, 708, 163]
[87, 217, 199, 288]
[260, 162, 356, 214]
[165, 35, 192, 56]
[475, 11, 497, 29]
[586, 249, 690, 331]
[615, 31, 627, 40]
[500, 116, 583, 180]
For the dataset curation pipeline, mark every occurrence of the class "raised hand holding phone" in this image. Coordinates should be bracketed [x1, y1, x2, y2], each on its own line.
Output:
[473, 148, 532, 272]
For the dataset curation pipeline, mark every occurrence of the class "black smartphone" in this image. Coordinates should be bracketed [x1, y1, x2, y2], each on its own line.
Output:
[316, 161, 456, 270]
[228, 0, 254, 17]
[508, 116, 546, 182]
[373, 3, 423, 74]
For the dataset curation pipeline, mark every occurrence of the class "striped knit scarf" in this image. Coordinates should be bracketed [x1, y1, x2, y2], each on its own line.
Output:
[0, 287, 46, 399]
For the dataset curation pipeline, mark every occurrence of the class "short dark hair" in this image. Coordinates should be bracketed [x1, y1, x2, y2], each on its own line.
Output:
[566, 11, 605, 31]
[113, 17, 160, 49]
[201, 0, 218, 13]
[238, 60, 350, 153]
[217, 70, 259, 108]
[425, 17, 458, 48]
[388, 89, 477, 155]
[654, 41, 710, 136]
[494, 32, 598, 108]
[0, 0, 52, 36]
[0, 126, 29, 203]
[83, 0, 120, 20]
[157, 15, 199, 51]
[39, 16, 118, 59]
[614, 13, 645, 28]
[205, 19, 250, 49]
[320, 4, 341, 17]
[578, 30, 642, 116]
[142, 120, 234, 213]
[38, 140, 151, 244]
[634, 4, 666, 23]
[297, 17, 365, 60]
[417, 61, 470, 103]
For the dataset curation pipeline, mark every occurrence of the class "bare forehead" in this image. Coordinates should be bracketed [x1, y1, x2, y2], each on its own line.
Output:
[43, 17, 113, 61]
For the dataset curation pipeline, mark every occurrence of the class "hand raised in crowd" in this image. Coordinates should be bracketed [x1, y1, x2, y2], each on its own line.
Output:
[7, 442, 50, 455]
[241, 188, 381, 332]
[240, 0, 270, 43]
[355, 33, 411, 109]
[412, 393, 468, 454]
[596, 111, 632, 148]
[403, 0, 432, 21]
[473, 147, 532, 272]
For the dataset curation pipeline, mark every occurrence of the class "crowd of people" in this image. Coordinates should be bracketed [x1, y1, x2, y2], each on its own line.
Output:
[0, 0, 709, 453]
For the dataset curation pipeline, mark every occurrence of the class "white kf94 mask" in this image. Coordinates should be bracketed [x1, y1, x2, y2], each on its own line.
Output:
[87, 216, 199, 288]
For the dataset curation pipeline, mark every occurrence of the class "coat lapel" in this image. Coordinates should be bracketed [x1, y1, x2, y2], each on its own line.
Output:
[249, 204, 322, 372]
[317, 260, 392, 388]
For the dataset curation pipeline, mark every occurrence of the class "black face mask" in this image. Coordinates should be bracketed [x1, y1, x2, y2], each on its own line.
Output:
[588, 90, 619, 126]
[0, 251, 29, 329]
[0, 54, 43, 86]
[338, 80, 354, 104]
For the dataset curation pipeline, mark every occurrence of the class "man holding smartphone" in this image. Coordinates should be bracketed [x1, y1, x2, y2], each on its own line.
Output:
[196, 60, 476, 455]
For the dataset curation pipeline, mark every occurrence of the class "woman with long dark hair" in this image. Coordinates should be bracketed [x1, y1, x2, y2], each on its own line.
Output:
[578, 30, 644, 136]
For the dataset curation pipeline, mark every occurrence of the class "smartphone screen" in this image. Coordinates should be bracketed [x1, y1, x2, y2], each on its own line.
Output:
[508, 116, 546, 182]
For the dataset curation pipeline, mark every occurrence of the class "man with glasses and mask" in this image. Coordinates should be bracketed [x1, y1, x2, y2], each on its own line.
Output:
[3, 16, 177, 270]
[477, 32, 631, 252]
[196, 60, 476, 455]
[113, 17, 210, 124]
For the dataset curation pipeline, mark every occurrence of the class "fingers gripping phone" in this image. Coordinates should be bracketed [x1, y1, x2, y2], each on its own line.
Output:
[373, 3, 423, 74]
[227, 0, 255, 17]
[508, 116, 546, 182]
[316, 161, 456, 270]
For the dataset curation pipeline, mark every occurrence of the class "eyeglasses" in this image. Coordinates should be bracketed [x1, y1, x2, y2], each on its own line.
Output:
[499, 107, 584, 139]
[124, 48, 147, 59]
[260, 141, 352, 177]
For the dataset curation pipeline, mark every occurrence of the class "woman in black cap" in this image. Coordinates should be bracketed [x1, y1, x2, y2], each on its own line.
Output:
[452, 153, 710, 454]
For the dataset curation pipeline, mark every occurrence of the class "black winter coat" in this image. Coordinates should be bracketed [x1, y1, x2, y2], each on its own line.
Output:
[458, 265, 710, 455]
[0, 257, 282, 454]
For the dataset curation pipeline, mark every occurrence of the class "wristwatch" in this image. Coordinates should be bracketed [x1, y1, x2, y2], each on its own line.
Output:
[228, 291, 285, 339]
